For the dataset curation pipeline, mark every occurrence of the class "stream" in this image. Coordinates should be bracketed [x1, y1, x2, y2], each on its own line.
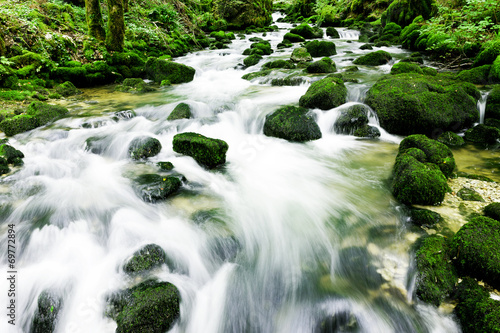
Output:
[2, 13, 498, 333]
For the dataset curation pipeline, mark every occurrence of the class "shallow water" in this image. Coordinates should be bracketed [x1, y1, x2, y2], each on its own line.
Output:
[2, 13, 498, 333]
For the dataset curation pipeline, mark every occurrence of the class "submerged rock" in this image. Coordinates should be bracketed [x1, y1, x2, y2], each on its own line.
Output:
[107, 279, 180, 333]
[353, 125, 380, 138]
[464, 124, 500, 144]
[409, 207, 443, 226]
[315, 311, 359, 333]
[172, 132, 228, 169]
[263, 105, 322, 142]
[30, 290, 63, 333]
[167, 103, 192, 121]
[457, 187, 485, 202]
[128, 136, 162, 160]
[452, 216, 500, 289]
[299, 76, 347, 110]
[134, 174, 182, 203]
[415, 235, 457, 306]
[334, 104, 369, 135]
[123, 244, 166, 274]
[290, 47, 312, 63]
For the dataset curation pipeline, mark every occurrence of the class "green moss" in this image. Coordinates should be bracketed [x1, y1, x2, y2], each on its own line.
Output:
[353, 50, 392, 66]
[283, 32, 305, 43]
[486, 85, 500, 120]
[437, 131, 465, 147]
[409, 207, 443, 226]
[212, 0, 273, 30]
[270, 76, 306, 86]
[415, 235, 457, 306]
[134, 174, 182, 203]
[262, 60, 295, 70]
[172, 132, 228, 169]
[490, 55, 500, 83]
[54, 81, 82, 97]
[167, 103, 192, 121]
[454, 277, 500, 333]
[390, 62, 423, 75]
[473, 40, 500, 67]
[365, 74, 479, 136]
[484, 203, 500, 221]
[123, 244, 166, 274]
[241, 69, 272, 81]
[304, 40, 336, 57]
[128, 136, 162, 160]
[263, 105, 321, 142]
[464, 124, 500, 144]
[455, 172, 495, 182]
[353, 125, 380, 138]
[243, 54, 262, 67]
[144, 58, 195, 84]
[0, 144, 24, 164]
[31, 290, 63, 333]
[452, 216, 500, 289]
[326, 27, 340, 38]
[305, 57, 336, 74]
[290, 47, 312, 63]
[0, 90, 33, 101]
[0, 157, 10, 174]
[334, 104, 369, 135]
[107, 280, 180, 333]
[384, 0, 435, 27]
[457, 65, 492, 85]
[457, 187, 485, 202]
[398, 134, 456, 178]
[299, 76, 347, 110]
[157, 161, 174, 171]
[290, 23, 323, 39]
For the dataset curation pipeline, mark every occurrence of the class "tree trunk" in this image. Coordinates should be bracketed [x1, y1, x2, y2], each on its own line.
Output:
[85, 0, 106, 41]
[106, 0, 125, 52]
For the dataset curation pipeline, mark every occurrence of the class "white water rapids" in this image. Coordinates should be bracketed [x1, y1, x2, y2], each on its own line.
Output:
[0, 14, 462, 333]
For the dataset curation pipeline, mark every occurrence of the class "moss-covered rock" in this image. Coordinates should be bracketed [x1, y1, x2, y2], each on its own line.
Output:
[283, 32, 305, 43]
[290, 23, 323, 39]
[299, 76, 347, 110]
[134, 174, 182, 203]
[490, 54, 500, 82]
[353, 50, 392, 66]
[157, 161, 174, 171]
[243, 54, 262, 67]
[398, 134, 456, 178]
[409, 207, 443, 226]
[107, 279, 180, 333]
[54, 81, 82, 97]
[359, 43, 373, 50]
[390, 62, 423, 75]
[167, 103, 192, 121]
[384, 0, 435, 27]
[392, 154, 450, 205]
[262, 60, 295, 70]
[457, 187, 485, 202]
[437, 131, 465, 147]
[144, 57, 195, 84]
[365, 74, 479, 136]
[115, 78, 155, 94]
[315, 311, 359, 333]
[263, 105, 321, 142]
[353, 125, 380, 138]
[484, 202, 500, 221]
[212, 0, 273, 30]
[271, 76, 307, 86]
[415, 235, 457, 306]
[378, 22, 402, 44]
[334, 104, 369, 135]
[123, 244, 166, 274]
[454, 277, 500, 333]
[290, 47, 312, 63]
[0, 143, 24, 165]
[473, 40, 500, 67]
[486, 118, 500, 129]
[31, 290, 63, 333]
[243, 41, 273, 56]
[305, 57, 336, 74]
[304, 40, 336, 57]
[457, 65, 492, 85]
[326, 27, 340, 38]
[128, 136, 162, 160]
[0, 101, 68, 136]
[464, 124, 500, 144]
[0, 157, 9, 175]
[486, 85, 500, 120]
[452, 216, 500, 289]
[172, 132, 228, 169]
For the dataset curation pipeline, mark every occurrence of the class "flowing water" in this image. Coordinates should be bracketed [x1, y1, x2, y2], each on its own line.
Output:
[0, 14, 483, 333]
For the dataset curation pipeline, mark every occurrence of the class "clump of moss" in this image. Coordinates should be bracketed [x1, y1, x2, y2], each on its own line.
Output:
[415, 235, 457, 306]
[172, 132, 228, 169]
[305, 57, 336, 74]
[304, 40, 336, 57]
[243, 54, 262, 67]
[144, 58, 195, 84]
[334, 104, 369, 135]
[157, 161, 174, 171]
[290, 23, 323, 39]
[167, 102, 192, 121]
[54, 81, 82, 97]
[123, 244, 167, 274]
[409, 207, 443, 226]
[134, 174, 182, 203]
[390, 62, 423, 75]
[283, 32, 305, 43]
[298, 75, 347, 110]
[353, 50, 392, 66]
[115, 78, 155, 93]
[464, 124, 500, 144]
[484, 202, 500, 221]
[128, 136, 162, 160]
[457, 187, 485, 202]
[263, 105, 322, 142]
[290, 47, 312, 63]
[262, 60, 295, 70]
[437, 131, 465, 147]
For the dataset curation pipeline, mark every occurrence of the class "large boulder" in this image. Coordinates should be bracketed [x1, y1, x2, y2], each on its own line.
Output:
[299, 76, 347, 110]
[452, 216, 500, 289]
[212, 0, 273, 29]
[415, 235, 457, 306]
[464, 124, 500, 144]
[305, 57, 336, 74]
[326, 27, 340, 38]
[0, 101, 69, 137]
[124, 244, 167, 274]
[436, 131, 465, 147]
[353, 50, 392, 66]
[485, 85, 500, 120]
[145, 58, 195, 84]
[384, 0, 435, 27]
[172, 132, 228, 169]
[454, 277, 500, 333]
[365, 74, 479, 136]
[134, 174, 182, 203]
[107, 280, 180, 333]
[31, 290, 63, 333]
[128, 136, 162, 160]
[484, 202, 500, 221]
[290, 23, 323, 39]
[334, 104, 369, 135]
[263, 105, 322, 142]
[304, 40, 336, 57]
